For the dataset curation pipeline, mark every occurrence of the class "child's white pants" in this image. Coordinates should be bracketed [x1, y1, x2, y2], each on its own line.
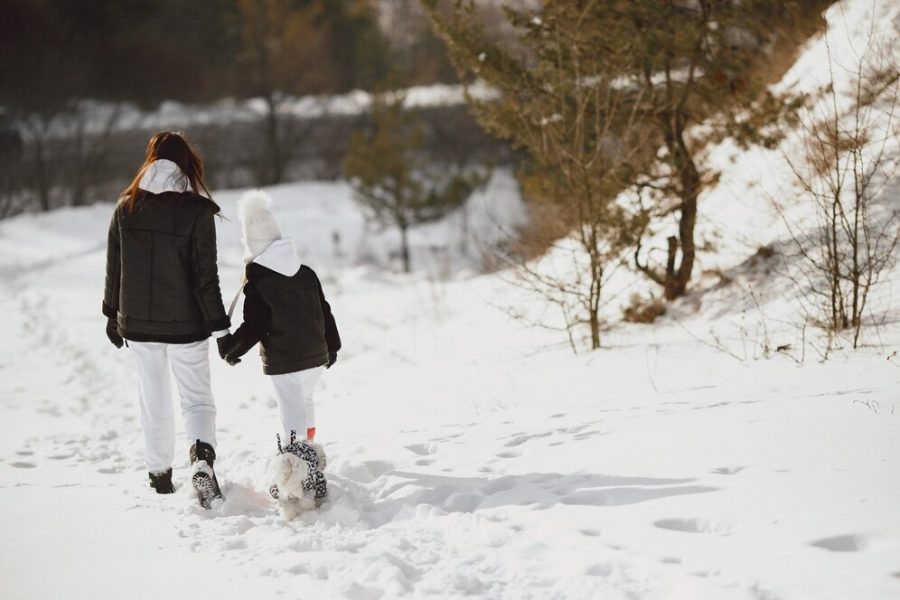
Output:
[129, 340, 217, 473]
[271, 367, 323, 439]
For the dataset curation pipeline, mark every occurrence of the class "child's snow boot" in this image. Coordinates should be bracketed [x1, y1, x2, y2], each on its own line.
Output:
[269, 431, 328, 519]
[149, 468, 175, 494]
[190, 440, 223, 509]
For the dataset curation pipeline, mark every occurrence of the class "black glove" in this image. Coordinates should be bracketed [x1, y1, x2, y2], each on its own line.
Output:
[226, 355, 241, 366]
[326, 351, 337, 369]
[216, 334, 234, 360]
[106, 319, 124, 349]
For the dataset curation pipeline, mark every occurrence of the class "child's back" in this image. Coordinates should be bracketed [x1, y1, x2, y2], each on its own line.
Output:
[219, 190, 340, 519]
[226, 237, 340, 375]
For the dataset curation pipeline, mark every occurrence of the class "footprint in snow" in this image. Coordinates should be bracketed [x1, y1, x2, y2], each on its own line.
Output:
[710, 466, 745, 475]
[809, 534, 866, 553]
[11, 461, 36, 468]
[503, 432, 552, 447]
[338, 459, 394, 483]
[405, 443, 436, 456]
[654, 518, 731, 535]
[585, 563, 613, 577]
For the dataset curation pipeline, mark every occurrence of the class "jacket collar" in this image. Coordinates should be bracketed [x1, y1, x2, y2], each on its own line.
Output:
[139, 159, 189, 194]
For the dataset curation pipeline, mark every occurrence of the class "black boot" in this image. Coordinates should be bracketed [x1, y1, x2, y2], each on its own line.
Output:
[149, 468, 175, 494]
[189, 440, 222, 509]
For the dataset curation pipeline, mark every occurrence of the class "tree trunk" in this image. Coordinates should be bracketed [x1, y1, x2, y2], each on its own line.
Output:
[264, 94, 283, 185]
[588, 308, 600, 350]
[399, 224, 411, 273]
[33, 132, 51, 212]
[661, 113, 699, 300]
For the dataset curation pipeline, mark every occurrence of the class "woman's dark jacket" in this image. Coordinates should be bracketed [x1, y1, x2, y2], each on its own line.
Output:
[103, 192, 230, 343]
[225, 261, 341, 375]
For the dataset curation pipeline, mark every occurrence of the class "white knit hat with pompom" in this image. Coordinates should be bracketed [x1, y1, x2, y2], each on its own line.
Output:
[238, 189, 282, 261]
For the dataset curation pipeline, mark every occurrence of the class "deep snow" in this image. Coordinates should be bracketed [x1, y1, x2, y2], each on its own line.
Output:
[2, 1, 900, 599]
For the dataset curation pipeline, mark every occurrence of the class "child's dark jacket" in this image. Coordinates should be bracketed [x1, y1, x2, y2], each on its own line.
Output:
[226, 239, 340, 375]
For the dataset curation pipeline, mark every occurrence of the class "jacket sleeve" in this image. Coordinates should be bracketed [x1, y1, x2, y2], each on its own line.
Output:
[226, 282, 270, 359]
[102, 208, 121, 319]
[315, 274, 341, 354]
[190, 209, 230, 332]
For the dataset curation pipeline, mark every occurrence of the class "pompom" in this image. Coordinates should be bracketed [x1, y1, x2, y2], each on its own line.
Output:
[238, 189, 273, 224]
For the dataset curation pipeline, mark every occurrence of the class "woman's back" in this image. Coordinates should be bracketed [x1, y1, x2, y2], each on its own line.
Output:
[104, 191, 229, 343]
[102, 130, 228, 508]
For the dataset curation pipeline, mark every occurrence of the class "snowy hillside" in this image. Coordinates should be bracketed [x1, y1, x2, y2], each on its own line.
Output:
[2, 1, 899, 599]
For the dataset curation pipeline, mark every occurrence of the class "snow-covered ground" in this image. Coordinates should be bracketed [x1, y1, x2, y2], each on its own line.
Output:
[2, 1, 899, 599]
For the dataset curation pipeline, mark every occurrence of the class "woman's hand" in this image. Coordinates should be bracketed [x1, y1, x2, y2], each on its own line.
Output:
[216, 334, 241, 365]
[106, 319, 124, 349]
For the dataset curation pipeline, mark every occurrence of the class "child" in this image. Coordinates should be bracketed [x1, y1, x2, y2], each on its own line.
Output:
[219, 190, 340, 513]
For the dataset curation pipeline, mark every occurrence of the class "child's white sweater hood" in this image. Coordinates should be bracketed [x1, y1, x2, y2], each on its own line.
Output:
[253, 238, 301, 277]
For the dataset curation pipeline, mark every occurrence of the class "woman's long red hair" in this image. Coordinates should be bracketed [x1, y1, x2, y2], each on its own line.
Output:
[120, 131, 219, 214]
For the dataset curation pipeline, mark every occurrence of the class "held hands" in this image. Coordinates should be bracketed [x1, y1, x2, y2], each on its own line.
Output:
[216, 334, 241, 366]
[326, 351, 337, 369]
[106, 319, 124, 349]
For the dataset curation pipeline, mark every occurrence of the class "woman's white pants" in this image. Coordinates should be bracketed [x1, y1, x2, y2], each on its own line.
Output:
[271, 367, 323, 440]
[129, 340, 217, 473]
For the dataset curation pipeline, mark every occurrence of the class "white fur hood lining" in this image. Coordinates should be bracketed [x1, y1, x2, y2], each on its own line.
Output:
[253, 238, 302, 276]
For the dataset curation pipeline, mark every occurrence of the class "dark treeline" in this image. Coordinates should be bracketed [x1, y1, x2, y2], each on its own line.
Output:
[1, 0, 457, 110]
[0, 0, 476, 216]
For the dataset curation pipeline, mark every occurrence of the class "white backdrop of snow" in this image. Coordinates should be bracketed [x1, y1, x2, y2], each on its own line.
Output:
[1, 1, 899, 599]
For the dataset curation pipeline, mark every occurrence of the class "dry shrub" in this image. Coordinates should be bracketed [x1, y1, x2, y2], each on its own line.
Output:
[623, 293, 667, 324]
[509, 184, 571, 262]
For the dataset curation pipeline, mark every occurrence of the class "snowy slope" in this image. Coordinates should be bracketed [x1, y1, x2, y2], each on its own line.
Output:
[2, 1, 900, 599]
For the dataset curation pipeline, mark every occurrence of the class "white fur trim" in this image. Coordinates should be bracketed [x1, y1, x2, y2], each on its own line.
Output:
[139, 159, 188, 194]
[277, 453, 311, 499]
[191, 460, 214, 477]
[279, 496, 315, 520]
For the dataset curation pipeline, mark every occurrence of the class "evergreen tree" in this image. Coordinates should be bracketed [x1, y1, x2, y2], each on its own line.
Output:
[428, 0, 826, 300]
[343, 90, 487, 273]
[426, 1, 648, 348]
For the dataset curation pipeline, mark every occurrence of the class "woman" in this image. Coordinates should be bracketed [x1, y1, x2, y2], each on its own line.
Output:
[103, 131, 231, 509]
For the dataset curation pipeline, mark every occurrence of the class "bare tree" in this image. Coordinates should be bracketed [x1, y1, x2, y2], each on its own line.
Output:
[343, 89, 488, 273]
[68, 102, 123, 206]
[776, 23, 899, 349]
[235, 0, 333, 185]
